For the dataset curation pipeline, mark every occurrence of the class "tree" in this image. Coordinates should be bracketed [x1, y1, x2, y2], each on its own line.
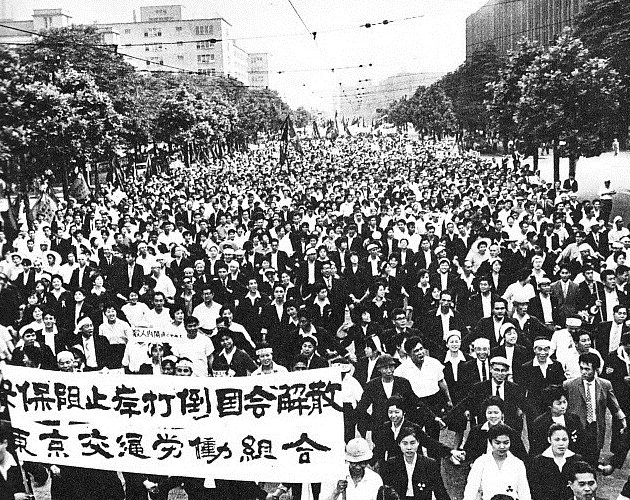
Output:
[439, 43, 502, 136]
[517, 29, 619, 181]
[488, 38, 545, 166]
[410, 85, 456, 140]
[574, 0, 630, 147]
[293, 107, 312, 129]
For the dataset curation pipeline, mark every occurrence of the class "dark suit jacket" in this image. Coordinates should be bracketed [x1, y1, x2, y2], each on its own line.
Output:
[529, 411, 584, 456]
[465, 316, 519, 351]
[491, 344, 531, 382]
[602, 350, 630, 413]
[596, 321, 630, 357]
[464, 293, 498, 328]
[528, 453, 584, 500]
[463, 423, 528, 463]
[564, 376, 623, 448]
[518, 359, 566, 416]
[372, 418, 451, 466]
[66, 333, 113, 371]
[381, 455, 450, 500]
[550, 280, 580, 322]
[450, 379, 528, 431]
[70, 266, 94, 291]
[354, 356, 381, 388]
[585, 232, 610, 258]
[528, 293, 560, 325]
[356, 376, 433, 431]
[112, 263, 145, 297]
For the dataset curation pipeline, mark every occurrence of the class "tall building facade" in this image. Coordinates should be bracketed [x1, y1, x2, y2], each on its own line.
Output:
[0, 5, 270, 88]
[466, 0, 587, 58]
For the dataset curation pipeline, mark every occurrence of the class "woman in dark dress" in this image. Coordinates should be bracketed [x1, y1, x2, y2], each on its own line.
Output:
[442, 330, 471, 448]
[462, 396, 528, 463]
[381, 426, 451, 500]
[528, 424, 584, 500]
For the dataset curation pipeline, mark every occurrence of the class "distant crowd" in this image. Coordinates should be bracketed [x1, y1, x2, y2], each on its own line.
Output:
[0, 135, 627, 500]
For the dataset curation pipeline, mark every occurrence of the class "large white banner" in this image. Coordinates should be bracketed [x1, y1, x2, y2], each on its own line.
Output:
[2, 365, 345, 482]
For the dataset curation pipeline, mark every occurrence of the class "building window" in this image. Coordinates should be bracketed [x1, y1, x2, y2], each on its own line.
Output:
[176, 26, 183, 31]
[144, 27, 162, 37]
[124, 28, 131, 34]
[195, 25, 213, 35]
[197, 54, 215, 64]
[198, 68, 216, 75]
[196, 41, 214, 49]
[177, 55, 184, 61]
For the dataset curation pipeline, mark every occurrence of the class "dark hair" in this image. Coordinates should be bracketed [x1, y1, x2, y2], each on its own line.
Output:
[0, 420, 11, 443]
[565, 461, 596, 482]
[396, 426, 422, 445]
[547, 423, 568, 439]
[482, 395, 504, 414]
[22, 345, 44, 367]
[487, 423, 513, 443]
[386, 395, 406, 413]
[542, 384, 566, 407]
[579, 352, 600, 370]
[403, 336, 424, 354]
[571, 328, 591, 343]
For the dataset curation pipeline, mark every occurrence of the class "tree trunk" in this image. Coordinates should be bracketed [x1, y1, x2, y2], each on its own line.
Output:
[568, 153, 577, 179]
[553, 140, 560, 183]
[533, 147, 539, 172]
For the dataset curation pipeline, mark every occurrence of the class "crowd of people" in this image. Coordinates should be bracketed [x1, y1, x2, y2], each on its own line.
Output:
[0, 135, 629, 500]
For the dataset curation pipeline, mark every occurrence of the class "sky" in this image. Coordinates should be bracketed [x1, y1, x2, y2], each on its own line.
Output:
[8, 0, 489, 111]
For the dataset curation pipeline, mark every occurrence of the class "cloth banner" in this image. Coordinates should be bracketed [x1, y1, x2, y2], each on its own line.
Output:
[2, 365, 345, 482]
[69, 173, 91, 201]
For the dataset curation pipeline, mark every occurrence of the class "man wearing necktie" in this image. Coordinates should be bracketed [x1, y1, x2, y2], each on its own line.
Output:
[447, 356, 529, 433]
[564, 351, 626, 467]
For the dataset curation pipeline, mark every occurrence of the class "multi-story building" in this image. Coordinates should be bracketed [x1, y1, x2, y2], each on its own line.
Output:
[0, 4, 271, 88]
[248, 53, 270, 89]
[466, 0, 587, 58]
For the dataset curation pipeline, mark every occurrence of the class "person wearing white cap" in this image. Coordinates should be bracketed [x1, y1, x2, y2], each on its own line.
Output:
[519, 337, 566, 417]
[449, 355, 529, 433]
[317, 437, 383, 500]
[490, 323, 530, 383]
[609, 216, 629, 244]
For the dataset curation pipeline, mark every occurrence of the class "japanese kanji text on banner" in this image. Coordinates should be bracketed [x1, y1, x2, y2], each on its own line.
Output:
[2, 365, 346, 482]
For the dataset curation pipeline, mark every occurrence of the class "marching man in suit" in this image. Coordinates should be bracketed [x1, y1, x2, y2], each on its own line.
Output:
[564, 352, 626, 467]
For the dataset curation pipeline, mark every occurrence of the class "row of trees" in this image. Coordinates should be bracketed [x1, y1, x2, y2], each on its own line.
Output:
[0, 26, 293, 199]
[386, 0, 630, 180]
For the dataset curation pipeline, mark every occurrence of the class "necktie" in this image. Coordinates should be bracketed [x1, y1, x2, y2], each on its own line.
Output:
[496, 384, 501, 398]
[585, 383, 595, 423]
[481, 363, 487, 381]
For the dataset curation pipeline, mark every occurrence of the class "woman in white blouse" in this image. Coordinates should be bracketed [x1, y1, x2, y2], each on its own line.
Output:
[463, 423, 531, 500]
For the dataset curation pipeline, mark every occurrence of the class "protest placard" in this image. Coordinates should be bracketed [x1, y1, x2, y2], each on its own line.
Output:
[2, 365, 345, 482]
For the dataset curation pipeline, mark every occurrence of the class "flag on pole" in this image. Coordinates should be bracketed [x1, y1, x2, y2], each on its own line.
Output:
[312, 120, 321, 139]
[279, 116, 289, 165]
[31, 192, 58, 223]
[69, 173, 91, 202]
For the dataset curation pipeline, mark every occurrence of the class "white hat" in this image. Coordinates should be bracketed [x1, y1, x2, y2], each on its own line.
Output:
[499, 323, 517, 338]
[473, 337, 490, 348]
[566, 317, 582, 327]
[533, 338, 552, 348]
[490, 356, 510, 367]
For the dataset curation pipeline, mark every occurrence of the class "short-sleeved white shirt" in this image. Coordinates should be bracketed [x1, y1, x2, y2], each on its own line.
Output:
[394, 356, 444, 398]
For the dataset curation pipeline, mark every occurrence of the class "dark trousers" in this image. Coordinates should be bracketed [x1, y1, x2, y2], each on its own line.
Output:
[601, 199, 613, 224]
[343, 403, 357, 443]
[417, 393, 442, 458]
[582, 421, 600, 467]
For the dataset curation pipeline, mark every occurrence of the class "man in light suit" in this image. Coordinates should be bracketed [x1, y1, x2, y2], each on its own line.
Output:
[564, 351, 626, 467]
